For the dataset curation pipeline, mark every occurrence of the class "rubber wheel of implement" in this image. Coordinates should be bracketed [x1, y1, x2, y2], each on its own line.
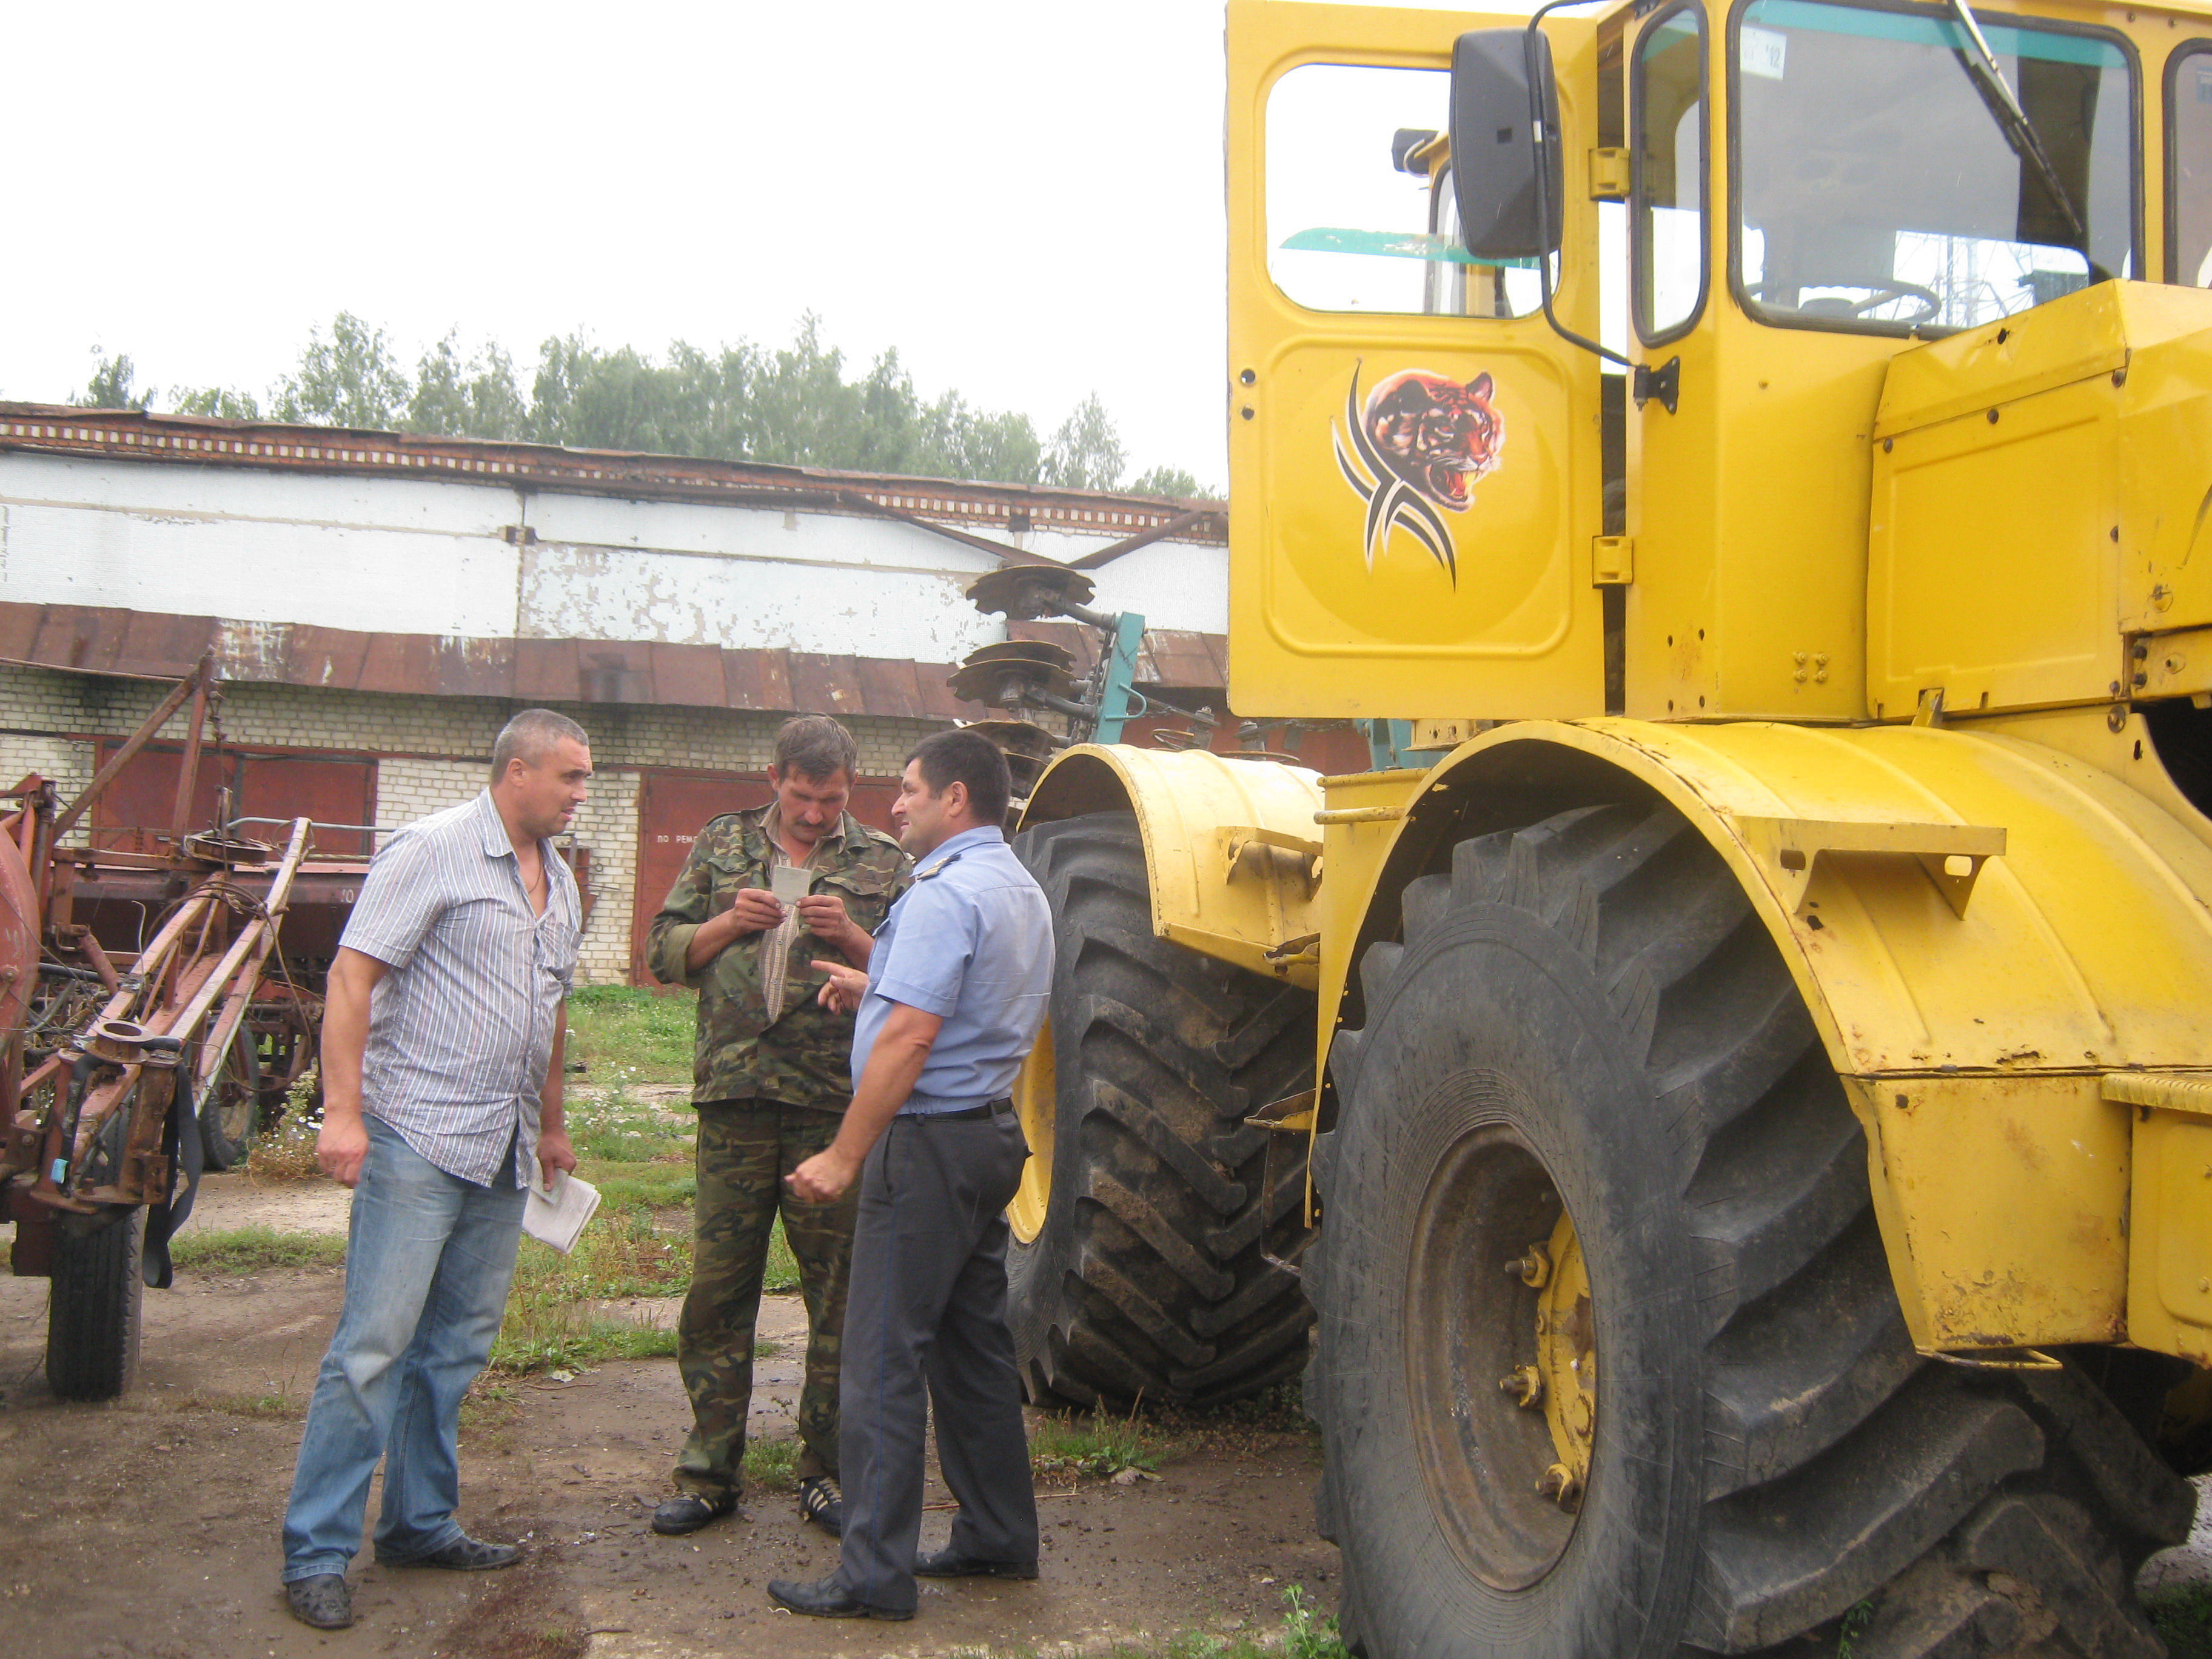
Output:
[196, 1031, 263, 1172]
[1008, 812, 1315, 1407]
[47, 1205, 146, 1401]
[1307, 800, 2197, 1659]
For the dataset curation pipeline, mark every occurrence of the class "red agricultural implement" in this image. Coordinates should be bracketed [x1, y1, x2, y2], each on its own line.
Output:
[0, 657, 371, 1398]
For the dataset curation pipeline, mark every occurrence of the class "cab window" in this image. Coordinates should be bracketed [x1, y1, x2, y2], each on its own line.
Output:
[1634, 6, 1709, 342]
[1734, 0, 2136, 333]
[2168, 43, 2212, 285]
[1266, 62, 1538, 318]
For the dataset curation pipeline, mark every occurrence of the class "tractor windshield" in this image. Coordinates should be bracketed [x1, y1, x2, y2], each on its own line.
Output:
[1731, 0, 2135, 333]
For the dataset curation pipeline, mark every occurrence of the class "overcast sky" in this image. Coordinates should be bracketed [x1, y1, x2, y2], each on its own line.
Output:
[0, 1, 1509, 490]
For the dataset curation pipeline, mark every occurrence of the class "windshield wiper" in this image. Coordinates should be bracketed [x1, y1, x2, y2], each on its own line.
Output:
[1941, 0, 2107, 279]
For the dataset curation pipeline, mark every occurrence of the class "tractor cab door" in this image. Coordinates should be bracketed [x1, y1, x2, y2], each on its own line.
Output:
[1226, 0, 1613, 724]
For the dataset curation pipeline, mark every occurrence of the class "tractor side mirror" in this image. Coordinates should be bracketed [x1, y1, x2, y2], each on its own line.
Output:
[1449, 27, 1564, 261]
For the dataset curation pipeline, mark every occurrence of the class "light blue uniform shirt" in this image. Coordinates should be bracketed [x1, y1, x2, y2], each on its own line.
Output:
[850, 825, 1054, 1114]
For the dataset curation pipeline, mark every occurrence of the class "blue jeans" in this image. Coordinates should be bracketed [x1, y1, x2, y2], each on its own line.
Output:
[281, 1115, 526, 1581]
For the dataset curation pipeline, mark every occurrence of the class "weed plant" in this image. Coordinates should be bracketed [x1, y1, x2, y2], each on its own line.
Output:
[743, 1436, 801, 1492]
[1030, 1401, 1162, 1482]
[243, 1068, 324, 1182]
[2151, 1584, 2212, 1659]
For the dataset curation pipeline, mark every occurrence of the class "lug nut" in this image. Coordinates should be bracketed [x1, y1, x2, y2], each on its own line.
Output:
[1504, 1244, 1552, 1287]
[1535, 1463, 1584, 1510]
[1499, 1366, 1544, 1408]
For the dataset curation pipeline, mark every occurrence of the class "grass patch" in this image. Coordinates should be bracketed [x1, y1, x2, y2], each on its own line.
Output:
[170, 1225, 346, 1272]
[1030, 1401, 1163, 1483]
[743, 1435, 800, 1492]
[984, 1586, 1345, 1659]
[580, 1160, 696, 1210]
[2151, 1584, 2212, 1659]
[566, 986, 697, 1086]
[489, 1304, 682, 1376]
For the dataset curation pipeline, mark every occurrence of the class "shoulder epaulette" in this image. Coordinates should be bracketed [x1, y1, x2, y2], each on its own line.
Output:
[916, 850, 967, 880]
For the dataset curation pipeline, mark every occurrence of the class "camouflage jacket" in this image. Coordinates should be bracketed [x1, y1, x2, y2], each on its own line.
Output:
[645, 805, 911, 1112]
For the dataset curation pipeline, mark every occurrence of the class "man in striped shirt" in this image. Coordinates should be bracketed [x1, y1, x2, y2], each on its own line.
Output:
[280, 708, 589, 1632]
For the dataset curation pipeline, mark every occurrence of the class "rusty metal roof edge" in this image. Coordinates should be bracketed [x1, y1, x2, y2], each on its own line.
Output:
[0, 600, 1232, 714]
[0, 403, 1226, 545]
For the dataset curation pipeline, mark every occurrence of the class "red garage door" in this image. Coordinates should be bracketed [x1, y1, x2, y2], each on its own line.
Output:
[90, 742, 378, 857]
[629, 771, 903, 987]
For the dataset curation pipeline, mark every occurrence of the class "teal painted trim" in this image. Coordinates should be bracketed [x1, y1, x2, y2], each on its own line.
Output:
[1358, 719, 1452, 771]
[1091, 611, 1147, 746]
[1278, 227, 1541, 268]
[1744, 0, 2123, 67]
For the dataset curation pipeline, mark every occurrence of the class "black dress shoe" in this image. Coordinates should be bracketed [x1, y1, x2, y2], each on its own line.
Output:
[766, 1574, 911, 1620]
[914, 1546, 1039, 1580]
[798, 1475, 843, 1536]
[285, 1574, 354, 1629]
[409, 1534, 519, 1570]
[653, 1492, 742, 1535]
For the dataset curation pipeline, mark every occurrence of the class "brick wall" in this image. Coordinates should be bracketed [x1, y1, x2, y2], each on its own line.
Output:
[0, 663, 944, 984]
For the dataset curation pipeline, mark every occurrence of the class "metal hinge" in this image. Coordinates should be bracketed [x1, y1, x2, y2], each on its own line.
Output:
[1593, 535, 1635, 585]
[1588, 147, 1631, 199]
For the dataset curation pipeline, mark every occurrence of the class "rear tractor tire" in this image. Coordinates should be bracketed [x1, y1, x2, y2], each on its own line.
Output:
[1008, 812, 1315, 1407]
[1308, 799, 2196, 1659]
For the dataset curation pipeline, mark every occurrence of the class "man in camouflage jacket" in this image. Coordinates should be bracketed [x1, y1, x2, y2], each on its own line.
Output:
[643, 716, 911, 1538]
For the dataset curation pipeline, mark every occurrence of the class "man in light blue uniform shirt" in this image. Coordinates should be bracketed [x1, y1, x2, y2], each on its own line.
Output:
[766, 729, 1053, 1621]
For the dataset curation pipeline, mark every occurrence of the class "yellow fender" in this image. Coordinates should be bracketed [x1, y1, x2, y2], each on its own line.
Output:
[1019, 745, 1327, 990]
[1324, 715, 2212, 1363]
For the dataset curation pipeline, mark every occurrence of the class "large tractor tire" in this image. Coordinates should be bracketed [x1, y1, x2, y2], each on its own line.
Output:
[1008, 812, 1315, 1407]
[47, 1205, 145, 1401]
[1308, 799, 2196, 1659]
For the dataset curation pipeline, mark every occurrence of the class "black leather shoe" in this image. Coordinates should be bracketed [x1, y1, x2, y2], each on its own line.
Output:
[766, 1574, 911, 1620]
[285, 1574, 354, 1629]
[798, 1475, 843, 1536]
[653, 1492, 742, 1535]
[914, 1546, 1039, 1580]
[409, 1535, 519, 1570]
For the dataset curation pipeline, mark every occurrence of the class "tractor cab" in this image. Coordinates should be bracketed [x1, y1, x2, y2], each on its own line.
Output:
[1230, 0, 2212, 731]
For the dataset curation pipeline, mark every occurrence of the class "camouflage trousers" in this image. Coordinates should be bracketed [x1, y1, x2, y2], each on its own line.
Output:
[674, 1099, 857, 1498]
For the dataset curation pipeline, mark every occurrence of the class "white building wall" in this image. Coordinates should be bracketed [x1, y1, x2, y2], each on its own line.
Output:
[0, 452, 1232, 646]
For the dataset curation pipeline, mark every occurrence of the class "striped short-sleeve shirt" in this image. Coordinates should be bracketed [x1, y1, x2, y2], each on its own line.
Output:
[341, 790, 580, 1188]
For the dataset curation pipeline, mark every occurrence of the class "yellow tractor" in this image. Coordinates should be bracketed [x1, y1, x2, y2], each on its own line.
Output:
[1002, 0, 2212, 1652]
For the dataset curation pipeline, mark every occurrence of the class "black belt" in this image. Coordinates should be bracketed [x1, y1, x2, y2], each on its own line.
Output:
[900, 1098, 1014, 1122]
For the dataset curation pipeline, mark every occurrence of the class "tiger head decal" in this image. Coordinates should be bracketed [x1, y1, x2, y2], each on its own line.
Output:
[1364, 369, 1506, 509]
[1332, 362, 1507, 585]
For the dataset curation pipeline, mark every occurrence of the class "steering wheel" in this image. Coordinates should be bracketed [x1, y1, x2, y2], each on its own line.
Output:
[1750, 279, 1941, 325]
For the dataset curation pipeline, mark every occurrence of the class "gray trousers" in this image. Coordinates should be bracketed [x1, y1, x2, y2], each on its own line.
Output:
[834, 1108, 1037, 1612]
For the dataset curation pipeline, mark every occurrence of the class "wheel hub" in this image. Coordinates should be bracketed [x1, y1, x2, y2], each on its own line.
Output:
[1532, 1210, 1597, 1505]
[1008, 1015, 1055, 1243]
[1403, 1123, 1591, 1590]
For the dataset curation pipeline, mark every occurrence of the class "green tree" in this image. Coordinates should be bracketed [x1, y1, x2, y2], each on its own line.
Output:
[272, 312, 411, 429]
[1043, 393, 1126, 491]
[169, 386, 263, 420]
[72, 354, 152, 411]
[407, 331, 528, 440]
[1127, 464, 1207, 500]
[72, 315, 1195, 494]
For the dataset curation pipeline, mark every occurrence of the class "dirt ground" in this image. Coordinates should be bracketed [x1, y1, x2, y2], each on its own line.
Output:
[0, 1175, 1336, 1659]
[4, 1174, 2207, 1659]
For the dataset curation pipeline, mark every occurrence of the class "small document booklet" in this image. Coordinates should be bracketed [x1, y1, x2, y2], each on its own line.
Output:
[523, 1169, 601, 1255]
[769, 863, 812, 905]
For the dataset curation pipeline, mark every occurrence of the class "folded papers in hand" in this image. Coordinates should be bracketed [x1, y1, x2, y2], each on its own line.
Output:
[523, 1169, 600, 1255]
